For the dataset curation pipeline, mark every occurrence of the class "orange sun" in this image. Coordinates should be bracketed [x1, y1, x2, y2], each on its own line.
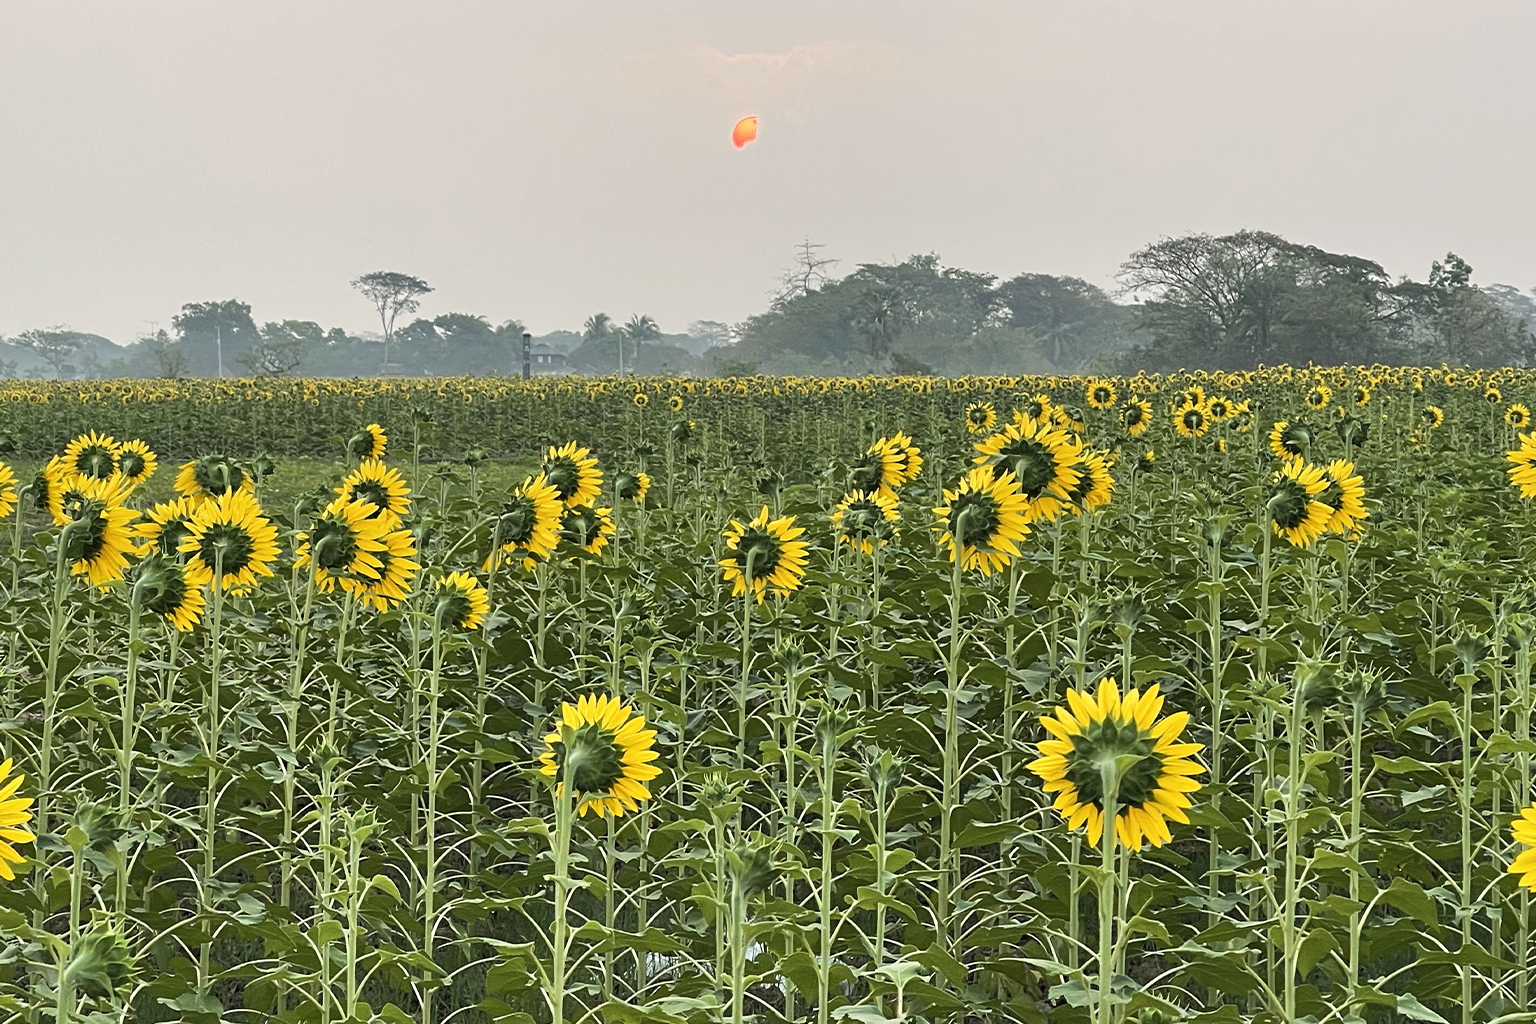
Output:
[732, 115, 759, 149]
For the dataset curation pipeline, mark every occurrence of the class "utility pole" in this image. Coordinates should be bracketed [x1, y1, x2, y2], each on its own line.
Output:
[216, 324, 224, 378]
[522, 332, 532, 380]
[617, 331, 624, 376]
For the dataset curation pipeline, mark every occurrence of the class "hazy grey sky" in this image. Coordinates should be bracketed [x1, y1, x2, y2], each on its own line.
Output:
[2, 1, 1532, 343]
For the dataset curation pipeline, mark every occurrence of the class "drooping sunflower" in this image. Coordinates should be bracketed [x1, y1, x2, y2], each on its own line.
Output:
[132, 552, 206, 632]
[1268, 420, 1311, 461]
[972, 417, 1083, 523]
[57, 476, 139, 586]
[1086, 380, 1117, 411]
[179, 489, 281, 592]
[559, 505, 616, 556]
[1028, 680, 1204, 851]
[830, 488, 901, 554]
[542, 442, 604, 508]
[116, 439, 158, 488]
[336, 459, 412, 525]
[1422, 405, 1445, 430]
[1508, 404, 1531, 430]
[295, 497, 391, 585]
[615, 471, 651, 503]
[1509, 805, 1536, 893]
[0, 463, 16, 520]
[344, 528, 421, 612]
[933, 467, 1031, 576]
[435, 571, 489, 630]
[1122, 399, 1153, 437]
[134, 497, 202, 558]
[485, 474, 565, 571]
[539, 694, 662, 819]
[63, 431, 121, 481]
[1268, 458, 1333, 548]
[1317, 460, 1368, 537]
[347, 423, 388, 461]
[0, 758, 35, 881]
[174, 455, 251, 505]
[1172, 400, 1210, 440]
[1305, 383, 1332, 410]
[1064, 449, 1114, 515]
[720, 506, 810, 602]
[964, 402, 997, 434]
[1507, 431, 1536, 498]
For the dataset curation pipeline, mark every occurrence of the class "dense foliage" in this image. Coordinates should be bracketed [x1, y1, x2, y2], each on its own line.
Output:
[3, 365, 1536, 1022]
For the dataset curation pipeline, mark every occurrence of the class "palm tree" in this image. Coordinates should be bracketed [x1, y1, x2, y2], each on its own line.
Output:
[853, 288, 905, 360]
[623, 314, 661, 348]
[582, 313, 614, 342]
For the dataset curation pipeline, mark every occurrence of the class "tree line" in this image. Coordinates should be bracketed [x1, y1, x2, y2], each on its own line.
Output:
[2, 231, 1531, 379]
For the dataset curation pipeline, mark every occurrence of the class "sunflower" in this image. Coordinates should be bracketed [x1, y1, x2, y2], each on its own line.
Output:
[1268, 458, 1333, 548]
[1317, 460, 1368, 537]
[1137, 449, 1157, 473]
[1086, 380, 1117, 411]
[63, 430, 121, 481]
[1055, 405, 1087, 436]
[933, 467, 1031, 576]
[616, 471, 651, 503]
[831, 489, 901, 554]
[344, 528, 421, 612]
[1305, 383, 1332, 410]
[179, 489, 281, 592]
[1352, 385, 1371, 407]
[1268, 420, 1311, 461]
[132, 552, 206, 632]
[542, 442, 604, 508]
[1507, 432, 1536, 498]
[1064, 450, 1114, 514]
[1508, 405, 1531, 430]
[0, 758, 35, 881]
[134, 497, 201, 558]
[1178, 385, 1207, 409]
[1422, 405, 1445, 430]
[720, 506, 810, 602]
[668, 395, 684, 412]
[116, 439, 158, 487]
[435, 571, 489, 630]
[632, 392, 649, 408]
[485, 473, 565, 570]
[1205, 396, 1231, 421]
[295, 497, 391, 585]
[964, 402, 997, 434]
[972, 417, 1083, 523]
[1020, 393, 1054, 422]
[878, 433, 924, 487]
[1122, 400, 1153, 437]
[1509, 805, 1536, 893]
[539, 694, 661, 818]
[348, 423, 388, 461]
[0, 463, 16, 520]
[1487, 386, 1504, 405]
[1173, 400, 1210, 440]
[559, 505, 615, 556]
[1028, 680, 1204, 851]
[57, 476, 139, 587]
[337, 459, 412, 525]
[174, 455, 251, 505]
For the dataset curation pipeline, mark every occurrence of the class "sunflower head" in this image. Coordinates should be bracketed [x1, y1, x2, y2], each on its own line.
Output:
[0, 757, 35, 880]
[542, 442, 604, 507]
[116, 440, 157, 487]
[1305, 383, 1332, 410]
[933, 467, 1031, 576]
[435, 571, 489, 630]
[1509, 404, 1531, 430]
[1173, 401, 1209, 439]
[831, 489, 900, 554]
[135, 498, 200, 558]
[559, 505, 615, 556]
[175, 455, 249, 504]
[539, 694, 661, 818]
[299, 497, 390, 580]
[632, 392, 649, 408]
[1028, 680, 1204, 851]
[1122, 399, 1153, 436]
[57, 476, 139, 587]
[337, 459, 411, 524]
[1269, 420, 1311, 460]
[64, 431, 121, 481]
[347, 423, 388, 461]
[1423, 405, 1445, 429]
[1268, 458, 1332, 548]
[486, 474, 564, 569]
[179, 489, 281, 592]
[130, 552, 206, 632]
[670, 419, 695, 443]
[0, 462, 15, 520]
[1086, 381, 1117, 411]
[615, 471, 651, 503]
[668, 395, 684, 412]
[964, 402, 997, 434]
[721, 506, 810, 602]
[344, 528, 421, 612]
[1510, 804, 1536, 893]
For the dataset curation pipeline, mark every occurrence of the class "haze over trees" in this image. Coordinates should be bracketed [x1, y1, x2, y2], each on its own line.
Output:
[1, 235, 1530, 380]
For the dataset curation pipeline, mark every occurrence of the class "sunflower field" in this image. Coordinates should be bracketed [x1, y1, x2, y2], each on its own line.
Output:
[4, 365, 1536, 1023]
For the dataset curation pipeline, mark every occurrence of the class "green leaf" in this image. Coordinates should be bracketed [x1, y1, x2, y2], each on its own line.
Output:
[1395, 992, 1449, 1022]
[1381, 878, 1439, 929]
[1298, 928, 1338, 977]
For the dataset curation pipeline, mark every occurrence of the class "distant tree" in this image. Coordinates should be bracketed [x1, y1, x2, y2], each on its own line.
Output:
[996, 274, 1127, 369]
[238, 338, 305, 376]
[623, 314, 661, 348]
[775, 237, 839, 303]
[13, 326, 84, 379]
[852, 287, 906, 359]
[687, 320, 734, 350]
[1394, 254, 1534, 366]
[351, 271, 432, 368]
[146, 329, 189, 378]
[172, 300, 261, 376]
[582, 313, 614, 342]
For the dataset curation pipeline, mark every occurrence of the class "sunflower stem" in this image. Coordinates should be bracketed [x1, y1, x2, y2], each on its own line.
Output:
[1095, 758, 1120, 1024]
[199, 547, 226, 995]
[422, 605, 446, 1024]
